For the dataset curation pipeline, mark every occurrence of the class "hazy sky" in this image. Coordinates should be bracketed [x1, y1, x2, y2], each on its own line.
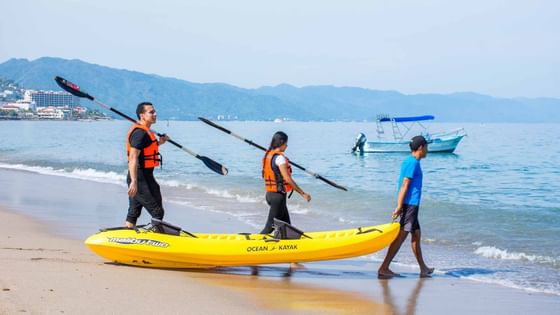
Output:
[1, 0, 558, 98]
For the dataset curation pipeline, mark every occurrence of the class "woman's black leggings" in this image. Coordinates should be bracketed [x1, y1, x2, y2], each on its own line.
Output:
[260, 192, 291, 234]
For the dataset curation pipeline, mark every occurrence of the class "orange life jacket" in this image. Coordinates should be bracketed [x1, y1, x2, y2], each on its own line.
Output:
[262, 150, 293, 193]
[126, 124, 161, 168]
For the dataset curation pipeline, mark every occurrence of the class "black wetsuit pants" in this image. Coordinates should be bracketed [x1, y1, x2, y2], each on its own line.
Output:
[260, 192, 291, 234]
[126, 168, 164, 225]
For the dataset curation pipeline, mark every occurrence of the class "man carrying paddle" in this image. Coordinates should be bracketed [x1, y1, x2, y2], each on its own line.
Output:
[125, 102, 169, 228]
[378, 135, 434, 278]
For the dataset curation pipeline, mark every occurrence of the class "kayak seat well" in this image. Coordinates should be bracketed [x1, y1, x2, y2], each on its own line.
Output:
[151, 218, 182, 236]
[273, 219, 311, 240]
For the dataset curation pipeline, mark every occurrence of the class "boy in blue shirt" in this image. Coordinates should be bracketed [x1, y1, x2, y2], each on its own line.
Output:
[378, 135, 434, 278]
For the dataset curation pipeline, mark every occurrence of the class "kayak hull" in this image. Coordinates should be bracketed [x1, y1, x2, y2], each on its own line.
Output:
[84, 222, 400, 268]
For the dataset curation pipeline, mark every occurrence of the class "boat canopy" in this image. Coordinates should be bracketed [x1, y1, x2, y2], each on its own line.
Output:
[378, 115, 435, 122]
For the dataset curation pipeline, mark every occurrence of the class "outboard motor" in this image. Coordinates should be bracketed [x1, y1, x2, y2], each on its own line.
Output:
[352, 133, 367, 153]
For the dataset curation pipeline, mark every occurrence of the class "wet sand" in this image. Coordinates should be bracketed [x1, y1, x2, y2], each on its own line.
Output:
[1, 168, 559, 314]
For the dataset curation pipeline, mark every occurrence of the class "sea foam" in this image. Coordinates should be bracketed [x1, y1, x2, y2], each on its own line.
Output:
[474, 246, 558, 267]
[0, 163, 125, 186]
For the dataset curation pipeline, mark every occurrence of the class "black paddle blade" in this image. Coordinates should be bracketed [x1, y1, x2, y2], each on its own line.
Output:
[54, 76, 94, 100]
[199, 156, 228, 176]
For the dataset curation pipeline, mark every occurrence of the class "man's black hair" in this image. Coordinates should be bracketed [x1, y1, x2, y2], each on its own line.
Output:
[136, 102, 153, 119]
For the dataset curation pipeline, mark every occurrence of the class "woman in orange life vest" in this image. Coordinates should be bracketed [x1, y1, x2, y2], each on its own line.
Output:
[260, 131, 311, 234]
[125, 102, 169, 228]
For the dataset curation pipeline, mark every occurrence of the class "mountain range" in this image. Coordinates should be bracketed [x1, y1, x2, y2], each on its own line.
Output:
[0, 57, 558, 122]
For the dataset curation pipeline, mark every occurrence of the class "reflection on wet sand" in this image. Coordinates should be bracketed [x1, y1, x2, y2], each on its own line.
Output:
[380, 278, 426, 315]
[190, 266, 390, 314]
[183, 265, 428, 314]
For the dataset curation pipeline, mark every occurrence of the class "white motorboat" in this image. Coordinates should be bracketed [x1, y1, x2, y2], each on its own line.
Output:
[352, 115, 465, 153]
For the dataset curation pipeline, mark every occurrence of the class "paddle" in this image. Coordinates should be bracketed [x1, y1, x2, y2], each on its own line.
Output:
[198, 117, 348, 191]
[54, 76, 228, 176]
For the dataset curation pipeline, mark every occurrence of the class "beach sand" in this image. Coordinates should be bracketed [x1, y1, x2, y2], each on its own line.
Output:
[1, 168, 559, 314]
[0, 208, 263, 315]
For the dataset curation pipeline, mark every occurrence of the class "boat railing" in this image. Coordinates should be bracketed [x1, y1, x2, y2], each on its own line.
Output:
[426, 128, 465, 138]
[375, 114, 390, 137]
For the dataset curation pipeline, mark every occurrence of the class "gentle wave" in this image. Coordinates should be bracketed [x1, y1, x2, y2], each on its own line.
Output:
[465, 275, 560, 296]
[203, 188, 265, 204]
[474, 246, 558, 267]
[160, 179, 266, 204]
[366, 253, 560, 296]
[337, 217, 357, 224]
[159, 179, 194, 190]
[0, 162, 270, 228]
[0, 162, 126, 186]
[167, 199, 263, 230]
[289, 203, 311, 215]
[0, 163, 262, 206]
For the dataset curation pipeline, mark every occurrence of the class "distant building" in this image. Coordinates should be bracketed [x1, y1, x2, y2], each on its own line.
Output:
[0, 104, 21, 112]
[27, 90, 79, 107]
[74, 106, 88, 114]
[36, 106, 65, 119]
[23, 90, 33, 102]
[1, 100, 34, 111]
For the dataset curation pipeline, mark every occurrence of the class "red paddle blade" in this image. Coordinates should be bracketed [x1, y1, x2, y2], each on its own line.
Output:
[54, 76, 94, 100]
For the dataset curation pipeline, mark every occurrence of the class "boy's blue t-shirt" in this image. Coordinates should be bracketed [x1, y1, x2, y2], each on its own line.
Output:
[397, 155, 423, 206]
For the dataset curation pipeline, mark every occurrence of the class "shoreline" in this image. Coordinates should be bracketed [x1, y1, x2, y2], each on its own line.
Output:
[1, 168, 559, 314]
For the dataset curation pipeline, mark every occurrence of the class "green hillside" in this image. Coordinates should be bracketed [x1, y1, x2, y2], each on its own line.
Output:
[0, 57, 558, 122]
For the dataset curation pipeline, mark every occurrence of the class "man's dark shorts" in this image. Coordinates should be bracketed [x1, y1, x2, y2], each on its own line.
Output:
[400, 204, 420, 232]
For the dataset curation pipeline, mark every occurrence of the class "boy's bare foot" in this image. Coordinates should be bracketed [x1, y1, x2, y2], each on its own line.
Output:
[420, 267, 434, 278]
[378, 268, 400, 279]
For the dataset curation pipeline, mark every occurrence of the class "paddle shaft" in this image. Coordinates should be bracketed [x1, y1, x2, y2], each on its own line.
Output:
[53, 76, 227, 175]
[199, 117, 347, 191]
[202, 117, 267, 150]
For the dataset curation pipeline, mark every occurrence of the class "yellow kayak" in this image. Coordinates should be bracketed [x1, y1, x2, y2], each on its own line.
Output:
[85, 220, 399, 269]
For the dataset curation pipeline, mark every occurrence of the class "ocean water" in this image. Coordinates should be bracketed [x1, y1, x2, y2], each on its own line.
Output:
[0, 120, 559, 296]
